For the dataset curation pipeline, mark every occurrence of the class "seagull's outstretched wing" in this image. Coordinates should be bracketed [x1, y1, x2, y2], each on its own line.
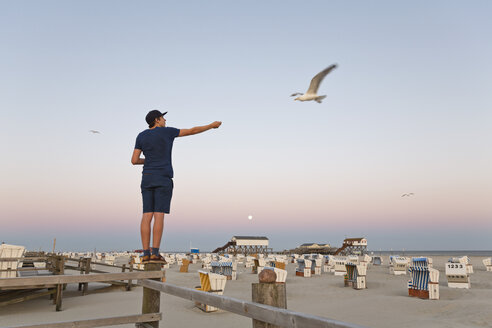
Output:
[290, 92, 303, 97]
[401, 194, 408, 197]
[89, 130, 101, 134]
[306, 64, 337, 94]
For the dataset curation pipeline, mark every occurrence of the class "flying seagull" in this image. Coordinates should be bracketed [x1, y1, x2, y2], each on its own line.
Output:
[401, 193, 414, 197]
[89, 130, 101, 134]
[291, 64, 337, 103]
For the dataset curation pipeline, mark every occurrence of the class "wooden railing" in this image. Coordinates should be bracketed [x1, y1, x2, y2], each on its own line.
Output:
[137, 277, 367, 328]
[1, 261, 366, 328]
[5, 313, 161, 328]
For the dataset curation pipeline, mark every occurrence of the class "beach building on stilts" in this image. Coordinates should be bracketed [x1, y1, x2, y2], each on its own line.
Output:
[334, 237, 368, 256]
[212, 236, 271, 255]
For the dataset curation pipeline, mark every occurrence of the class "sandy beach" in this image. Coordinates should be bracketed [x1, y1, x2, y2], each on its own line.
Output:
[1, 255, 492, 328]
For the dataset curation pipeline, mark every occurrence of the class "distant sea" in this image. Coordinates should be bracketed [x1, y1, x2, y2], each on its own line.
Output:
[368, 250, 492, 256]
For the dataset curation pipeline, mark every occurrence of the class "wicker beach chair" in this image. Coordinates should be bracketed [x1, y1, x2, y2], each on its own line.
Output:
[333, 256, 348, 276]
[344, 262, 367, 289]
[295, 259, 311, 277]
[483, 258, 492, 272]
[211, 261, 234, 280]
[408, 266, 439, 299]
[261, 266, 287, 283]
[0, 244, 26, 278]
[179, 259, 190, 272]
[389, 256, 408, 275]
[446, 258, 471, 289]
[195, 270, 227, 312]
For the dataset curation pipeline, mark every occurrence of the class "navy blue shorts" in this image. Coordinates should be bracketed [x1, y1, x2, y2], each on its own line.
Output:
[141, 174, 174, 213]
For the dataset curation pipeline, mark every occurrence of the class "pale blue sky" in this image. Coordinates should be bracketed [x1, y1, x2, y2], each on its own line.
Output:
[1, 1, 491, 252]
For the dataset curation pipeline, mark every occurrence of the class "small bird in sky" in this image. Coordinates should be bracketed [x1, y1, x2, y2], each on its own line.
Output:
[89, 130, 101, 134]
[401, 193, 414, 197]
[291, 64, 337, 103]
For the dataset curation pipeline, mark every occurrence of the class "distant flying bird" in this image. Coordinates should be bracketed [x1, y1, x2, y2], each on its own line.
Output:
[401, 193, 414, 197]
[89, 130, 101, 134]
[291, 64, 337, 103]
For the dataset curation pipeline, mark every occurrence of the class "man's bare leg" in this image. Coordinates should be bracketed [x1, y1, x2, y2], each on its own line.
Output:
[152, 212, 165, 248]
[140, 212, 154, 250]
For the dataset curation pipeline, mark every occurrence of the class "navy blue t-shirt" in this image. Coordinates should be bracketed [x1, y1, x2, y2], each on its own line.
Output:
[134, 127, 180, 177]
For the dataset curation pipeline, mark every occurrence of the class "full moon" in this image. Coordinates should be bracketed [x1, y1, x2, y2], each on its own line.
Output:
[248, 215, 253, 220]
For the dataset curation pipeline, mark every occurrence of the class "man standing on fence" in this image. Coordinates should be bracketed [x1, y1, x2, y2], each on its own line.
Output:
[132, 110, 222, 263]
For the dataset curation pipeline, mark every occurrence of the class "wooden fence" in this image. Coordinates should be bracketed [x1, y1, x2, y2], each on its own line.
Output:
[137, 278, 367, 328]
[1, 262, 367, 328]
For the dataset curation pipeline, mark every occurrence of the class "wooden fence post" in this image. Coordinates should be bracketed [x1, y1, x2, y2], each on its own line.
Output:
[142, 263, 162, 328]
[82, 258, 91, 295]
[251, 283, 287, 328]
[78, 258, 84, 291]
[53, 255, 65, 311]
[127, 260, 134, 291]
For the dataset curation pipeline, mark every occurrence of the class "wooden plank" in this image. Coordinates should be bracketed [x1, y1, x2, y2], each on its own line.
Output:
[137, 279, 366, 328]
[0, 268, 44, 272]
[0, 257, 48, 262]
[0, 289, 55, 307]
[1, 284, 57, 290]
[65, 258, 141, 270]
[0, 271, 164, 288]
[7, 313, 161, 328]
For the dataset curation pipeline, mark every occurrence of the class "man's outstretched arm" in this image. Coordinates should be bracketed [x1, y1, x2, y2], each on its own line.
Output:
[131, 148, 145, 165]
[178, 121, 222, 137]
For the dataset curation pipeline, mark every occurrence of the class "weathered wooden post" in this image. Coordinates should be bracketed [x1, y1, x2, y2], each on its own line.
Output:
[127, 259, 134, 291]
[82, 257, 91, 295]
[142, 263, 162, 328]
[252, 269, 287, 328]
[53, 255, 65, 311]
[78, 258, 84, 291]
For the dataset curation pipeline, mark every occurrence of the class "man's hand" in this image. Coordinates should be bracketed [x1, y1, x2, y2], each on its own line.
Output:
[210, 121, 222, 129]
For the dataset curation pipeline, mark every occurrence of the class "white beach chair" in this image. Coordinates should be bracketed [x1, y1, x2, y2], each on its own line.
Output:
[389, 256, 408, 275]
[347, 255, 359, 265]
[333, 257, 347, 276]
[446, 259, 471, 289]
[371, 256, 382, 266]
[360, 254, 371, 268]
[408, 266, 439, 300]
[314, 258, 322, 275]
[195, 270, 227, 312]
[449, 256, 473, 274]
[483, 258, 492, 272]
[344, 262, 367, 289]
[295, 259, 311, 277]
[0, 244, 26, 278]
[260, 267, 287, 283]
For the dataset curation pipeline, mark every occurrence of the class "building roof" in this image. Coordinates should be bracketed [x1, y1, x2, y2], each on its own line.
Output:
[344, 237, 365, 242]
[232, 236, 269, 240]
[300, 243, 331, 247]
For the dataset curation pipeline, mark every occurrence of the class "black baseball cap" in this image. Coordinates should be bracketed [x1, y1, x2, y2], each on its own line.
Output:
[145, 110, 167, 125]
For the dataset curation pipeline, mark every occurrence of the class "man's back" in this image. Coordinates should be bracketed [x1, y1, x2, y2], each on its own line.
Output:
[135, 127, 180, 177]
